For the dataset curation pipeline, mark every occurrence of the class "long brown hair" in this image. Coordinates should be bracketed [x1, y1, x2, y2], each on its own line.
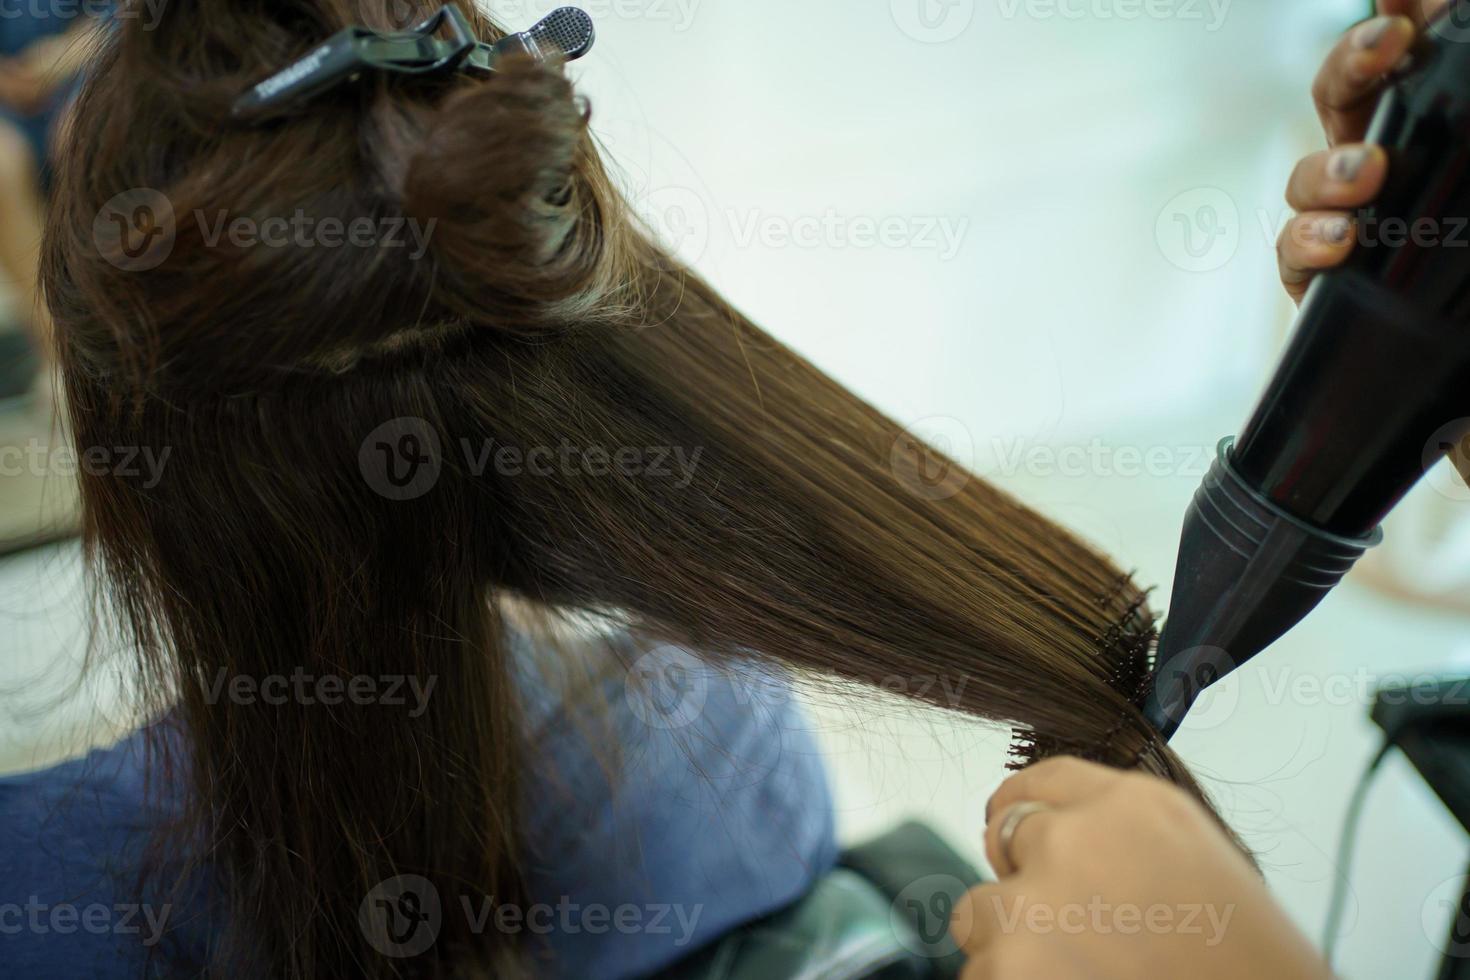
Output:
[44, 1, 1218, 975]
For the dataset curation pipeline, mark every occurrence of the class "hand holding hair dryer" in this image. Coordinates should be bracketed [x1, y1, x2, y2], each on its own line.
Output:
[1144, 1, 1470, 738]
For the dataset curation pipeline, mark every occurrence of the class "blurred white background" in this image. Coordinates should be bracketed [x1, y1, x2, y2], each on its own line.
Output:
[4, 0, 1470, 977]
[570, 0, 1468, 976]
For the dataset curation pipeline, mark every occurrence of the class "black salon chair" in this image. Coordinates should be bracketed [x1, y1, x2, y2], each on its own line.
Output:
[656, 822, 985, 980]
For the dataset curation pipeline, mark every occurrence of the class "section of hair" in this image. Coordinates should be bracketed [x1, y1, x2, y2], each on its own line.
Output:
[43, 2, 1228, 976]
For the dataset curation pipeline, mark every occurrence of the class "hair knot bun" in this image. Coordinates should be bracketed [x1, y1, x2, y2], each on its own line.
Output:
[403, 57, 615, 328]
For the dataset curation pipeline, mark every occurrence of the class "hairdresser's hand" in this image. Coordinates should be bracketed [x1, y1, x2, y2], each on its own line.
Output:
[1279, 0, 1449, 305]
[951, 757, 1332, 980]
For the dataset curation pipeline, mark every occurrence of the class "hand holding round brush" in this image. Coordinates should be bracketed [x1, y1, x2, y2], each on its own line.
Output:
[950, 758, 1331, 980]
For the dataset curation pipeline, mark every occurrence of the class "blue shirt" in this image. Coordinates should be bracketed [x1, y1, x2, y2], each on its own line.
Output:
[0, 636, 838, 978]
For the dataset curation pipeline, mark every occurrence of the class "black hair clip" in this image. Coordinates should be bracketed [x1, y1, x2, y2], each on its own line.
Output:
[232, 5, 595, 120]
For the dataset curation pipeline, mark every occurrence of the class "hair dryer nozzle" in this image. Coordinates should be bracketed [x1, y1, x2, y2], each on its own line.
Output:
[1142, 440, 1380, 739]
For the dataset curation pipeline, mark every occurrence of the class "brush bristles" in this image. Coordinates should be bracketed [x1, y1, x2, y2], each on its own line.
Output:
[1008, 577, 1159, 771]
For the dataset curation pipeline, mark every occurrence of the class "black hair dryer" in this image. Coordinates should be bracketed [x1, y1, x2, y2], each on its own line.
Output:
[1143, 1, 1470, 739]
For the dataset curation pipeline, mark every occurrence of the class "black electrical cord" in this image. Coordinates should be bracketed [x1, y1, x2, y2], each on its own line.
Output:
[1321, 736, 1397, 967]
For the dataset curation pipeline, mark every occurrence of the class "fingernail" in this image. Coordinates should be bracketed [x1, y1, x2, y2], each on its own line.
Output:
[1353, 16, 1395, 49]
[1328, 146, 1369, 183]
[1323, 216, 1352, 245]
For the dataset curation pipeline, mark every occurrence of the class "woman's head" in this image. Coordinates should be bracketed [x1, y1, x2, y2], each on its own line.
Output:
[45, 2, 1220, 975]
[53, 0, 632, 390]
